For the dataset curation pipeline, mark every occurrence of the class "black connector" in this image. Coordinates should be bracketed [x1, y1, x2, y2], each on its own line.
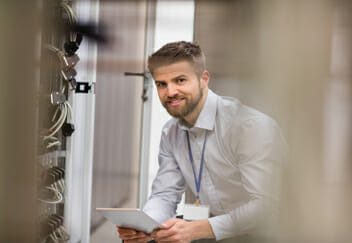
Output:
[64, 33, 83, 56]
[62, 123, 75, 137]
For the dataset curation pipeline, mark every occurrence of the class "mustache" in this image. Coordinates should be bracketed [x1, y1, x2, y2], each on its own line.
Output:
[166, 95, 185, 101]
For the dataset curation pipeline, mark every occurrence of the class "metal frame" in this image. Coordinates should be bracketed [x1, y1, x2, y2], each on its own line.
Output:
[64, 1, 99, 242]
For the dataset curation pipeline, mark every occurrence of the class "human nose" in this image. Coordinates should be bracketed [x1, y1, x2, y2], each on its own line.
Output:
[166, 83, 178, 97]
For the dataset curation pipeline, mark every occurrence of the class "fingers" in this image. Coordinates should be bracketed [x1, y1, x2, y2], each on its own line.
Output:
[124, 235, 153, 243]
[126, 231, 144, 239]
[117, 227, 137, 236]
[160, 218, 181, 229]
[116, 227, 149, 241]
[152, 219, 192, 242]
[152, 229, 176, 241]
[152, 219, 182, 241]
[120, 232, 148, 241]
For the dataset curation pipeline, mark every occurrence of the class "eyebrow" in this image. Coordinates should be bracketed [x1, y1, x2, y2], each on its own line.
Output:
[154, 75, 187, 83]
[171, 75, 187, 81]
[154, 80, 166, 84]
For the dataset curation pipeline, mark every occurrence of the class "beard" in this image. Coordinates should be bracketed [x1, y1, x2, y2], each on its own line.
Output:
[162, 87, 204, 119]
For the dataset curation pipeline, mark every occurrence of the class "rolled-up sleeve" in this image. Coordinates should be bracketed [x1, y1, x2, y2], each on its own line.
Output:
[143, 129, 186, 224]
[209, 116, 287, 240]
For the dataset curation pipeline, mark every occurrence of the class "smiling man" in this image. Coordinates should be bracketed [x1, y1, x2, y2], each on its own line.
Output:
[154, 60, 208, 126]
[117, 41, 286, 243]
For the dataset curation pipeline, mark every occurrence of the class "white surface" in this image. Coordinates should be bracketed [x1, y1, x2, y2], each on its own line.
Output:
[64, 1, 99, 243]
[137, 1, 155, 210]
[96, 208, 160, 234]
[140, 0, 195, 213]
[183, 204, 210, 221]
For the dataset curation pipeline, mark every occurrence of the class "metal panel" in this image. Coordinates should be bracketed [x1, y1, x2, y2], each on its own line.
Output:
[91, 0, 146, 231]
[64, 1, 100, 242]
[142, 0, 195, 211]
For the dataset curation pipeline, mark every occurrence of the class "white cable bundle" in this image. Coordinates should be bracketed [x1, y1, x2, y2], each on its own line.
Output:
[44, 88, 73, 149]
[61, 2, 77, 42]
[48, 225, 70, 243]
[38, 186, 63, 205]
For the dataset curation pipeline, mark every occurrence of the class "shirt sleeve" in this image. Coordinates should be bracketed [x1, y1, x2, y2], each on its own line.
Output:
[143, 128, 186, 224]
[208, 116, 287, 240]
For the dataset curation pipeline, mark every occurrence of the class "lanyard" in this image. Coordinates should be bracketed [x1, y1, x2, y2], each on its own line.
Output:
[185, 130, 208, 206]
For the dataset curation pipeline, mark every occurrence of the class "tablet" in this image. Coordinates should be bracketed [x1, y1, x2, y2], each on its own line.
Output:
[96, 208, 161, 233]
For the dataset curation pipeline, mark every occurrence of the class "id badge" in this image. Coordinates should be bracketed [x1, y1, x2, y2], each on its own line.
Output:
[183, 203, 209, 221]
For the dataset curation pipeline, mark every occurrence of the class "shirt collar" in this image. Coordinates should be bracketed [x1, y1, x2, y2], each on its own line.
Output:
[178, 89, 218, 131]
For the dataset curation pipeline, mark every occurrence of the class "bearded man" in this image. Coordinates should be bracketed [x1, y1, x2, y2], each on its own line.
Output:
[117, 41, 286, 243]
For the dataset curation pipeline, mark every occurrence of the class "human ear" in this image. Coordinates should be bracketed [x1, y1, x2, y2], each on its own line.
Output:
[200, 70, 210, 87]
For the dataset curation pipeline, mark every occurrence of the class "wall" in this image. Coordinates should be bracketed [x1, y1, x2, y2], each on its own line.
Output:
[140, 0, 195, 210]
[194, 0, 352, 242]
[91, 0, 146, 232]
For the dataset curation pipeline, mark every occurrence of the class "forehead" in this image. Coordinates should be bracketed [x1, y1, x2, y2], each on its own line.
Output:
[152, 61, 197, 81]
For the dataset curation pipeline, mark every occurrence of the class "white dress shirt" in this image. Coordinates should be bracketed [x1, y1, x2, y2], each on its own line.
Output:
[143, 90, 287, 241]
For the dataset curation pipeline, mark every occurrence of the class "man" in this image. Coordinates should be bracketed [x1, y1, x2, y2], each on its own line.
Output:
[118, 41, 286, 243]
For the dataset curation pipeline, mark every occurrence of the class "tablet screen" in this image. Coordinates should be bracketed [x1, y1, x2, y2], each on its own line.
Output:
[96, 208, 160, 234]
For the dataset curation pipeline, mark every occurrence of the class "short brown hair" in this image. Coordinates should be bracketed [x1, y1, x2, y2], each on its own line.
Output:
[147, 41, 206, 78]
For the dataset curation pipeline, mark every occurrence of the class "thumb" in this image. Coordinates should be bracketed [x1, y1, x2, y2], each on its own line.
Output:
[161, 218, 180, 229]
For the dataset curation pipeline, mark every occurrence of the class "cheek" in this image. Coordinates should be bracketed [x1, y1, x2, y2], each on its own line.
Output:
[157, 89, 167, 100]
[199, 80, 206, 89]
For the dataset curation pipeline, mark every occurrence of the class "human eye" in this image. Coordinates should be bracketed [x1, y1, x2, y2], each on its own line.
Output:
[155, 82, 167, 89]
[176, 78, 186, 84]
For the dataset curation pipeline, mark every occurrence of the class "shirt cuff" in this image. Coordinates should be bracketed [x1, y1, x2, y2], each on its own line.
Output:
[208, 214, 236, 241]
[143, 198, 176, 224]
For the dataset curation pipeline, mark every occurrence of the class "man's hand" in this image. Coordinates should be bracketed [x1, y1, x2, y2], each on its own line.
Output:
[116, 227, 153, 243]
[151, 218, 215, 243]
